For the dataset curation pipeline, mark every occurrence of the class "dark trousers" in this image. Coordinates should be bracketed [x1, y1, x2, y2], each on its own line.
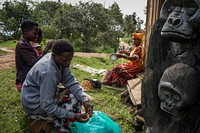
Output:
[28, 117, 53, 133]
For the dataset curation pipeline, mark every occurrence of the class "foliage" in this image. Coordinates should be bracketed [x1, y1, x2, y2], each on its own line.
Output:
[0, 0, 32, 39]
[123, 13, 144, 37]
[77, 1, 109, 49]
[0, 0, 144, 52]
[123, 13, 137, 36]
[40, 25, 61, 39]
[33, 1, 62, 22]
[31, 9, 50, 26]
[52, 3, 78, 39]
[31, 0, 62, 34]
[0, 56, 136, 133]
[107, 2, 124, 31]
[136, 17, 144, 31]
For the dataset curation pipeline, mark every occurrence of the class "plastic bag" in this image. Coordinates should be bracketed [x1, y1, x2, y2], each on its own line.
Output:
[68, 111, 122, 133]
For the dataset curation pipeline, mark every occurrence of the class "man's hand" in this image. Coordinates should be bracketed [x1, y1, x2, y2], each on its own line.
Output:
[74, 113, 89, 122]
[83, 101, 93, 117]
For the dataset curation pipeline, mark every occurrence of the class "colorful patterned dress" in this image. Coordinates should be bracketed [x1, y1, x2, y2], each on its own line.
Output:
[103, 46, 144, 86]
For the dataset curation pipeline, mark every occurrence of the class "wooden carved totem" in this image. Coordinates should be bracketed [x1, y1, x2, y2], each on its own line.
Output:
[142, 0, 200, 132]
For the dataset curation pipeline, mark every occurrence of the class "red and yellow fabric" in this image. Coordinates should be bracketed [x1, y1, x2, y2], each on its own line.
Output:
[102, 33, 144, 86]
[102, 45, 144, 86]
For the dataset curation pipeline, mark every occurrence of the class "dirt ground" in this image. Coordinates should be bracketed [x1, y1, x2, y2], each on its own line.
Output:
[0, 48, 109, 70]
[0, 48, 15, 70]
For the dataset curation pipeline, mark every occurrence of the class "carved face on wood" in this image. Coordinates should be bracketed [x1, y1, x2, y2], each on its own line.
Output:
[160, 0, 200, 42]
[158, 63, 200, 116]
[158, 82, 183, 116]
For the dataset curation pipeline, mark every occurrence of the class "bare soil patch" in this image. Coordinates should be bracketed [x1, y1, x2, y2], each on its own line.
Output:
[0, 48, 15, 70]
[0, 48, 109, 70]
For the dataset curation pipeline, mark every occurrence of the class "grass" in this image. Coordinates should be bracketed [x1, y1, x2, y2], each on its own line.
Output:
[0, 56, 137, 133]
[0, 49, 8, 55]
[0, 39, 49, 50]
[0, 40, 17, 48]
[0, 69, 28, 133]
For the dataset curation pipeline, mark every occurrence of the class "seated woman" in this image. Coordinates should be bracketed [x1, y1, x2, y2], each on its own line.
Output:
[102, 33, 145, 86]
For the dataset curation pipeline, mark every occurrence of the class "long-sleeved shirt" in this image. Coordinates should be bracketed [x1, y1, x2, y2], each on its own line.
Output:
[21, 53, 87, 119]
[15, 37, 39, 84]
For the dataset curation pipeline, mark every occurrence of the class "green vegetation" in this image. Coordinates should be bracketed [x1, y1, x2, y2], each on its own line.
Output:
[0, 69, 28, 133]
[0, 56, 136, 133]
[0, 49, 7, 55]
[0, 40, 17, 48]
[0, 39, 119, 53]
[0, 0, 144, 52]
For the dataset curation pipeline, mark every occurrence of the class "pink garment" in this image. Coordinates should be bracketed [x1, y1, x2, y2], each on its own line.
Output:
[31, 45, 40, 57]
[16, 83, 22, 92]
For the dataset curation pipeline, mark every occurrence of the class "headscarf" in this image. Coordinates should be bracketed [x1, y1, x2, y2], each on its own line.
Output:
[132, 33, 143, 46]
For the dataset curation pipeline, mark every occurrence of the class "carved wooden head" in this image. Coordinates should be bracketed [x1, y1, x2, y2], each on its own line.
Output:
[160, 0, 200, 42]
[158, 63, 200, 116]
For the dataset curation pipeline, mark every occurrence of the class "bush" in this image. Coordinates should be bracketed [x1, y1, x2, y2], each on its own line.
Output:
[41, 25, 61, 39]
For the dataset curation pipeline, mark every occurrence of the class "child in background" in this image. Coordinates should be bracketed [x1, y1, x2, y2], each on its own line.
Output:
[33, 43, 42, 56]
[30, 28, 52, 57]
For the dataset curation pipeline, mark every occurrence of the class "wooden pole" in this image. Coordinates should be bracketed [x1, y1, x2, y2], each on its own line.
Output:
[143, 0, 165, 70]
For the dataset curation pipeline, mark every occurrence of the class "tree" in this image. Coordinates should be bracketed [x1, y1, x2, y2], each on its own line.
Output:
[31, 8, 51, 25]
[52, 1, 111, 51]
[52, 3, 77, 39]
[41, 25, 61, 39]
[123, 12, 137, 36]
[104, 2, 124, 48]
[31, 1, 62, 28]
[0, 0, 32, 39]
[107, 2, 123, 32]
[136, 17, 144, 31]
[77, 1, 110, 50]
[0, 0, 144, 52]
[33, 1, 61, 21]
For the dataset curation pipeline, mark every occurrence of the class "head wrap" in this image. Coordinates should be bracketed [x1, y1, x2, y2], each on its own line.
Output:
[132, 33, 143, 46]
